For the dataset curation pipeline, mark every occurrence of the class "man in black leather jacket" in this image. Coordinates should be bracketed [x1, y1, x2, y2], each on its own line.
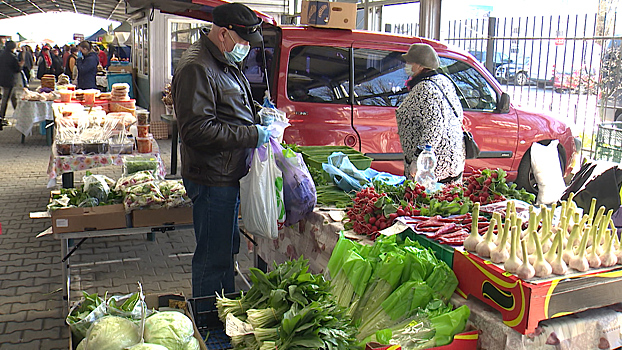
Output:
[172, 3, 271, 299]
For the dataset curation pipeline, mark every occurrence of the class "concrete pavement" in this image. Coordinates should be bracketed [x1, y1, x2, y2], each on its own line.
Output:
[0, 101, 252, 349]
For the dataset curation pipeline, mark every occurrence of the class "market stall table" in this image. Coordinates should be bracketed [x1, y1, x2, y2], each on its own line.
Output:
[13, 99, 55, 145]
[46, 138, 167, 188]
[31, 221, 192, 313]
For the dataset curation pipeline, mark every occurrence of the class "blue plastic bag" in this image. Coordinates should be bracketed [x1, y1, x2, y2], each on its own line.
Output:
[322, 152, 369, 192]
[271, 139, 317, 226]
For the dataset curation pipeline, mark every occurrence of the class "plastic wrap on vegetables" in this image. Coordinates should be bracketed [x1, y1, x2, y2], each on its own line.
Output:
[115, 171, 157, 193]
[83, 174, 115, 204]
[157, 180, 191, 208]
[123, 182, 166, 213]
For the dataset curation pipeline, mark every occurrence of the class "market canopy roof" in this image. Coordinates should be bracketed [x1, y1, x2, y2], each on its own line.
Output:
[0, 0, 275, 24]
[0, 1, 131, 22]
[86, 28, 108, 42]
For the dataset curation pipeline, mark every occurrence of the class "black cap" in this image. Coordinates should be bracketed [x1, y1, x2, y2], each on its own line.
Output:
[212, 3, 263, 44]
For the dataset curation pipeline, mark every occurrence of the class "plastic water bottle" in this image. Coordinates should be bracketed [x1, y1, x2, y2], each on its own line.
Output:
[415, 145, 437, 191]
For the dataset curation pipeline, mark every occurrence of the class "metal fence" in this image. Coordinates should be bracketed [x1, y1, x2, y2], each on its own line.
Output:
[444, 13, 622, 160]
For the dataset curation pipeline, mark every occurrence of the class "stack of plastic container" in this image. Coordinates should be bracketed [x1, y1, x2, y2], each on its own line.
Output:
[135, 110, 151, 153]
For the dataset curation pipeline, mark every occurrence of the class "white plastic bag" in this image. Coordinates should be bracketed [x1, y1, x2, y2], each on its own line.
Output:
[530, 141, 567, 205]
[240, 144, 285, 240]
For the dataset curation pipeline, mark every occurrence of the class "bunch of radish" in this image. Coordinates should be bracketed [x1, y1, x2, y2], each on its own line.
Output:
[345, 187, 417, 240]
[463, 194, 622, 279]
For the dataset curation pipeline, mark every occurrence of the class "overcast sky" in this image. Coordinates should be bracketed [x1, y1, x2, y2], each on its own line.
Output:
[0, 12, 119, 45]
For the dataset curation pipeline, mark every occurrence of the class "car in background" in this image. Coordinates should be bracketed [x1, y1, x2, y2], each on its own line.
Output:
[495, 57, 531, 86]
[553, 64, 598, 94]
[469, 50, 531, 85]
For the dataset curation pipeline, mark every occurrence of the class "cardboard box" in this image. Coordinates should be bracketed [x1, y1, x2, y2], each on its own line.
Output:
[300, 0, 357, 30]
[454, 250, 622, 334]
[50, 204, 127, 234]
[131, 207, 193, 227]
[107, 65, 133, 73]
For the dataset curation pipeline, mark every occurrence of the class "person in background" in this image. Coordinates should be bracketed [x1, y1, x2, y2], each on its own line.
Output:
[0, 41, 24, 129]
[98, 45, 108, 68]
[76, 41, 98, 90]
[18, 45, 33, 84]
[36, 46, 53, 79]
[65, 47, 78, 83]
[396, 43, 465, 184]
[51, 49, 64, 77]
[62, 44, 70, 68]
[172, 2, 269, 300]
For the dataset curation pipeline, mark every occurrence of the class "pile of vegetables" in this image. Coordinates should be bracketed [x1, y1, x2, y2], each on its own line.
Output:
[342, 169, 535, 239]
[328, 234, 469, 347]
[464, 194, 622, 279]
[48, 171, 191, 214]
[463, 169, 535, 205]
[215, 257, 357, 349]
[48, 172, 123, 210]
[67, 288, 199, 350]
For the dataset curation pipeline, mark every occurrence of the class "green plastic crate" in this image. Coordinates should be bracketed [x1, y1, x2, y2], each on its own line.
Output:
[298, 146, 373, 173]
[400, 229, 455, 268]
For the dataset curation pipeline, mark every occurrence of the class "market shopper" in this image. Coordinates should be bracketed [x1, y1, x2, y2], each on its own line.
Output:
[36, 46, 54, 79]
[0, 41, 23, 129]
[65, 47, 78, 83]
[172, 3, 269, 299]
[18, 45, 33, 83]
[76, 41, 99, 90]
[396, 43, 465, 184]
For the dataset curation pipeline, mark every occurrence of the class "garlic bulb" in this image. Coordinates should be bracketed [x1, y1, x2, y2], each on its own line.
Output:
[463, 203, 482, 252]
[544, 232, 561, 264]
[517, 239, 535, 280]
[587, 209, 606, 268]
[569, 225, 591, 272]
[493, 212, 503, 245]
[476, 218, 498, 258]
[533, 228, 552, 278]
[491, 220, 510, 264]
[562, 224, 581, 264]
[551, 233, 568, 275]
[600, 229, 617, 268]
[504, 226, 522, 274]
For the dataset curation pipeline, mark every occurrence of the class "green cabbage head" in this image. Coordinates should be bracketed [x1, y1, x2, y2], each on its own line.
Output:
[83, 315, 140, 350]
[144, 311, 195, 350]
[127, 343, 169, 350]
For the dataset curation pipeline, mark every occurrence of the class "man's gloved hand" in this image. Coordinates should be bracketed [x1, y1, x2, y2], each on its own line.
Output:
[261, 112, 275, 126]
[256, 125, 271, 148]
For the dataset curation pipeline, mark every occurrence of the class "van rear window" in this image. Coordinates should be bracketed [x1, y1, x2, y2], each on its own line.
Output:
[287, 45, 350, 104]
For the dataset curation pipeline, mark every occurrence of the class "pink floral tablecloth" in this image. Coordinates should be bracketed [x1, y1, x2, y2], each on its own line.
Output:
[254, 209, 345, 275]
[47, 140, 166, 188]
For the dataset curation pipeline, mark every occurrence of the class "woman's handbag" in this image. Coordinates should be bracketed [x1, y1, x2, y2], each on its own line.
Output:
[463, 131, 480, 159]
[424, 77, 481, 159]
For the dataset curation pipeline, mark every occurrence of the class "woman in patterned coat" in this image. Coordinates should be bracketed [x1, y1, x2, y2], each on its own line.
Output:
[396, 43, 465, 184]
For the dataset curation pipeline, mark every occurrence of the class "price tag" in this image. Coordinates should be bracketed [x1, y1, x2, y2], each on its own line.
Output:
[225, 313, 254, 337]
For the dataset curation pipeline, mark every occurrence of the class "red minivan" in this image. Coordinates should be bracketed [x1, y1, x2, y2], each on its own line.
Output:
[146, 0, 579, 193]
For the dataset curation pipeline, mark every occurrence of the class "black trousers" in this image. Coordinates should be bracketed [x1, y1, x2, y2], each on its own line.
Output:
[0, 86, 18, 119]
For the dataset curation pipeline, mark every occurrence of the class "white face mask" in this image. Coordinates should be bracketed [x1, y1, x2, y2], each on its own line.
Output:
[404, 64, 414, 76]
[224, 30, 250, 63]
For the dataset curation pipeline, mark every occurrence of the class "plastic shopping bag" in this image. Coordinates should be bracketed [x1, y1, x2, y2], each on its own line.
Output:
[240, 144, 285, 239]
[322, 152, 369, 192]
[271, 139, 317, 226]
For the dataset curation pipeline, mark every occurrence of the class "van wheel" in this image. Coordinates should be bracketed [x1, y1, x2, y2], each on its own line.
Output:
[516, 72, 528, 86]
[516, 145, 566, 195]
